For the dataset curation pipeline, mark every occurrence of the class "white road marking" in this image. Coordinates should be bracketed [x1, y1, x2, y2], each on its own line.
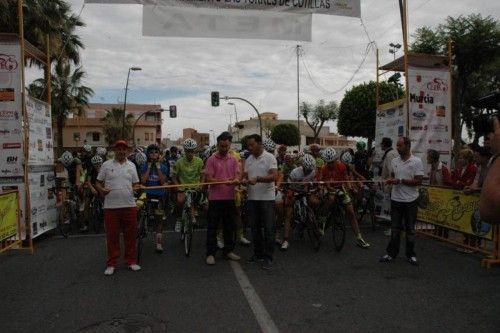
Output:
[230, 261, 279, 333]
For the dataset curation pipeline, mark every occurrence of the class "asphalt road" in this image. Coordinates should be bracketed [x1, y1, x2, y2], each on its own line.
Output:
[1, 226, 500, 333]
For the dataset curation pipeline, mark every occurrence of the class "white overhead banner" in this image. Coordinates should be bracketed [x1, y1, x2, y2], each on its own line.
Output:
[407, 66, 452, 172]
[143, 6, 312, 41]
[85, 0, 361, 17]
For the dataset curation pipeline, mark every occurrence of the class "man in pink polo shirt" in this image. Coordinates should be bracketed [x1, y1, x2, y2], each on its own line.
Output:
[204, 132, 241, 265]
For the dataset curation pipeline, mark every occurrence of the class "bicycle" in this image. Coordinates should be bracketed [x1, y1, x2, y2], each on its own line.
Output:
[291, 189, 321, 252]
[316, 188, 347, 252]
[89, 194, 104, 234]
[356, 185, 377, 231]
[54, 183, 80, 238]
[180, 189, 201, 257]
[136, 194, 157, 263]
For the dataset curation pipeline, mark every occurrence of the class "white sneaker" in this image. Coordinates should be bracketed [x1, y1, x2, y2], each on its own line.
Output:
[156, 242, 164, 253]
[104, 266, 115, 276]
[129, 264, 141, 271]
[239, 237, 252, 246]
[174, 220, 182, 233]
[217, 236, 224, 249]
[225, 252, 241, 261]
[280, 240, 289, 251]
[206, 255, 215, 265]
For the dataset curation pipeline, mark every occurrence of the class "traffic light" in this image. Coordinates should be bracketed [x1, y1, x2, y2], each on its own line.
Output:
[169, 105, 177, 118]
[211, 91, 219, 107]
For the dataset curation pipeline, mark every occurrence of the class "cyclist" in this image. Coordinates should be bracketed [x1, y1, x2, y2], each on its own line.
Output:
[310, 144, 325, 169]
[139, 144, 169, 253]
[135, 151, 147, 175]
[86, 155, 103, 197]
[96, 147, 107, 160]
[354, 141, 371, 180]
[172, 139, 204, 233]
[316, 147, 370, 249]
[275, 153, 296, 246]
[276, 144, 287, 169]
[281, 154, 317, 250]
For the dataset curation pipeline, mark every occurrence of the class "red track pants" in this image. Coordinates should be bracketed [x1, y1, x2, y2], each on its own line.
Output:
[103, 207, 138, 267]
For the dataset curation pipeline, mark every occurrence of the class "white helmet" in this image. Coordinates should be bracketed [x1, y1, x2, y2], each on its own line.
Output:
[59, 151, 73, 167]
[263, 138, 276, 153]
[303, 145, 311, 154]
[82, 144, 92, 153]
[96, 147, 107, 157]
[302, 154, 316, 171]
[135, 152, 147, 166]
[91, 155, 103, 165]
[341, 151, 353, 164]
[321, 147, 337, 163]
[183, 138, 198, 151]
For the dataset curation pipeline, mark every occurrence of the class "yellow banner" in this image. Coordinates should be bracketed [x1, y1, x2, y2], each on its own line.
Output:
[417, 186, 492, 240]
[0, 191, 18, 242]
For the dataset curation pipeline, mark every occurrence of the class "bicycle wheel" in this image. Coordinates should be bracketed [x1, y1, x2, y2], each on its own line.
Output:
[331, 207, 346, 252]
[137, 211, 147, 263]
[305, 207, 321, 252]
[58, 201, 71, 238]
[184, 215, 193, 257]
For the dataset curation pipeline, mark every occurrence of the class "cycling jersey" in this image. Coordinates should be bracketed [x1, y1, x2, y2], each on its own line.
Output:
[288, 166, 316, 192]
[314, 156, 325, 168]
[280, 163, 296, 181]
[316, 161, 348, 183]
[172, 156, 203, 188]
[66, 157, 82, 186]
[140, 163, 169, 196]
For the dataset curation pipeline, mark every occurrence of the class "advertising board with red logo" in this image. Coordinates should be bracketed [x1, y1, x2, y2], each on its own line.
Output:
[408, 66, 452, 172]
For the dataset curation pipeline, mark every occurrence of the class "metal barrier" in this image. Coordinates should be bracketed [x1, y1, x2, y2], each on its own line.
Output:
[416, 186, 499, 269]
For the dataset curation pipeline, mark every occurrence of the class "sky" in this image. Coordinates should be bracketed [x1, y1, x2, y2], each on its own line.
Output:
[29, 0, 500, 140]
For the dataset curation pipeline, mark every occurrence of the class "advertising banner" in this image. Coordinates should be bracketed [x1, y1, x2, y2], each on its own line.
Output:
[0, 36, 24, 179]
[0, 191, 18, 242]
[86, 0, 361, 17]
[26, 96, 57, 238]
[408, 67, 452, 172]
[143, 6, 313, 41]
[417, 186, 492, 240]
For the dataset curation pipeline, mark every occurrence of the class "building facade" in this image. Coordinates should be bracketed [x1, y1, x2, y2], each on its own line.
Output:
[58, 103, 162, 150]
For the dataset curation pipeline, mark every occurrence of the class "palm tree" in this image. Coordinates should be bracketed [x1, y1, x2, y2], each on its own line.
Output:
[28, 61, 94, 156]
[0, 0, 85, 66]
[102, 108, 134, 145]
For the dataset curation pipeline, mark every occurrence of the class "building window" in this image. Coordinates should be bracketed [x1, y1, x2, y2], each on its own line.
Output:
[86, 110, 96, 118]
[73, 132, 81, 141]
[92, 132, 100, 142]
[145, 133, 149, 141]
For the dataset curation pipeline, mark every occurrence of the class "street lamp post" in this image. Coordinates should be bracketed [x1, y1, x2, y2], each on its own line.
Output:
[209, 130, 215, 145]
[122, 66, 142, 139]
[223, 96, 262, 138]
[227, 102, 240, 141]
[132, 108, 165, 147]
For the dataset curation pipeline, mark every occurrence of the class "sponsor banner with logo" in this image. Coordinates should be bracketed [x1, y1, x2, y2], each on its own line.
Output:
[27, 95, 54, 166]
[0, 191, 19, 242]
[408, 67, 452, 172]
[0, 37, 24, 178]
[26, 95, 56, 238]
[417, 186, 492, 240]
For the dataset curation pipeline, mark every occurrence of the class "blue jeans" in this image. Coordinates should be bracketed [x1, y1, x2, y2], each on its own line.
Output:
[247, 200, 276, 261]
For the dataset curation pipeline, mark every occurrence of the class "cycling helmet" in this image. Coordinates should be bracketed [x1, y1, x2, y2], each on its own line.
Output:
[341, 151, 353, 164]
[302, 154, 316, 171]
[303, 145, 311, 154]
[147, 144, 160, 154]
[135, 152, 147, 166]
[322, 147, 337, 163]
[82, 144, 92, 153]
[96, 147, 107, 157]
[263, 138, 276, 153]
[183, 138, 198, 151]
[91, 155, 103, 165]
[356, 140, 366, 151]
[59, 151, 73, 167]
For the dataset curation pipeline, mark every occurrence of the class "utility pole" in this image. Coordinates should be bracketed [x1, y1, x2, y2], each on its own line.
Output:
[296, 45, 301, 149]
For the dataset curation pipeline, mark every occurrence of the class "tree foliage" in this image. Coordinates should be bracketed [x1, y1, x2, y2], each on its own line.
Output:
[28, 61, 93, 155]
[271, 124, 300, 146]
[301, 99, 338, 143]
[410, 14, 500, 145]
[338, 81, 403, 143]
[102, 108, 135, 145]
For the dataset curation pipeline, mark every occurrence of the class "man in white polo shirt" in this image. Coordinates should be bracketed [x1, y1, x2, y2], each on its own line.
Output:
[96, 139, 142, 276]
[243, 134, 278, 270]
[380, 137, 424, 266]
